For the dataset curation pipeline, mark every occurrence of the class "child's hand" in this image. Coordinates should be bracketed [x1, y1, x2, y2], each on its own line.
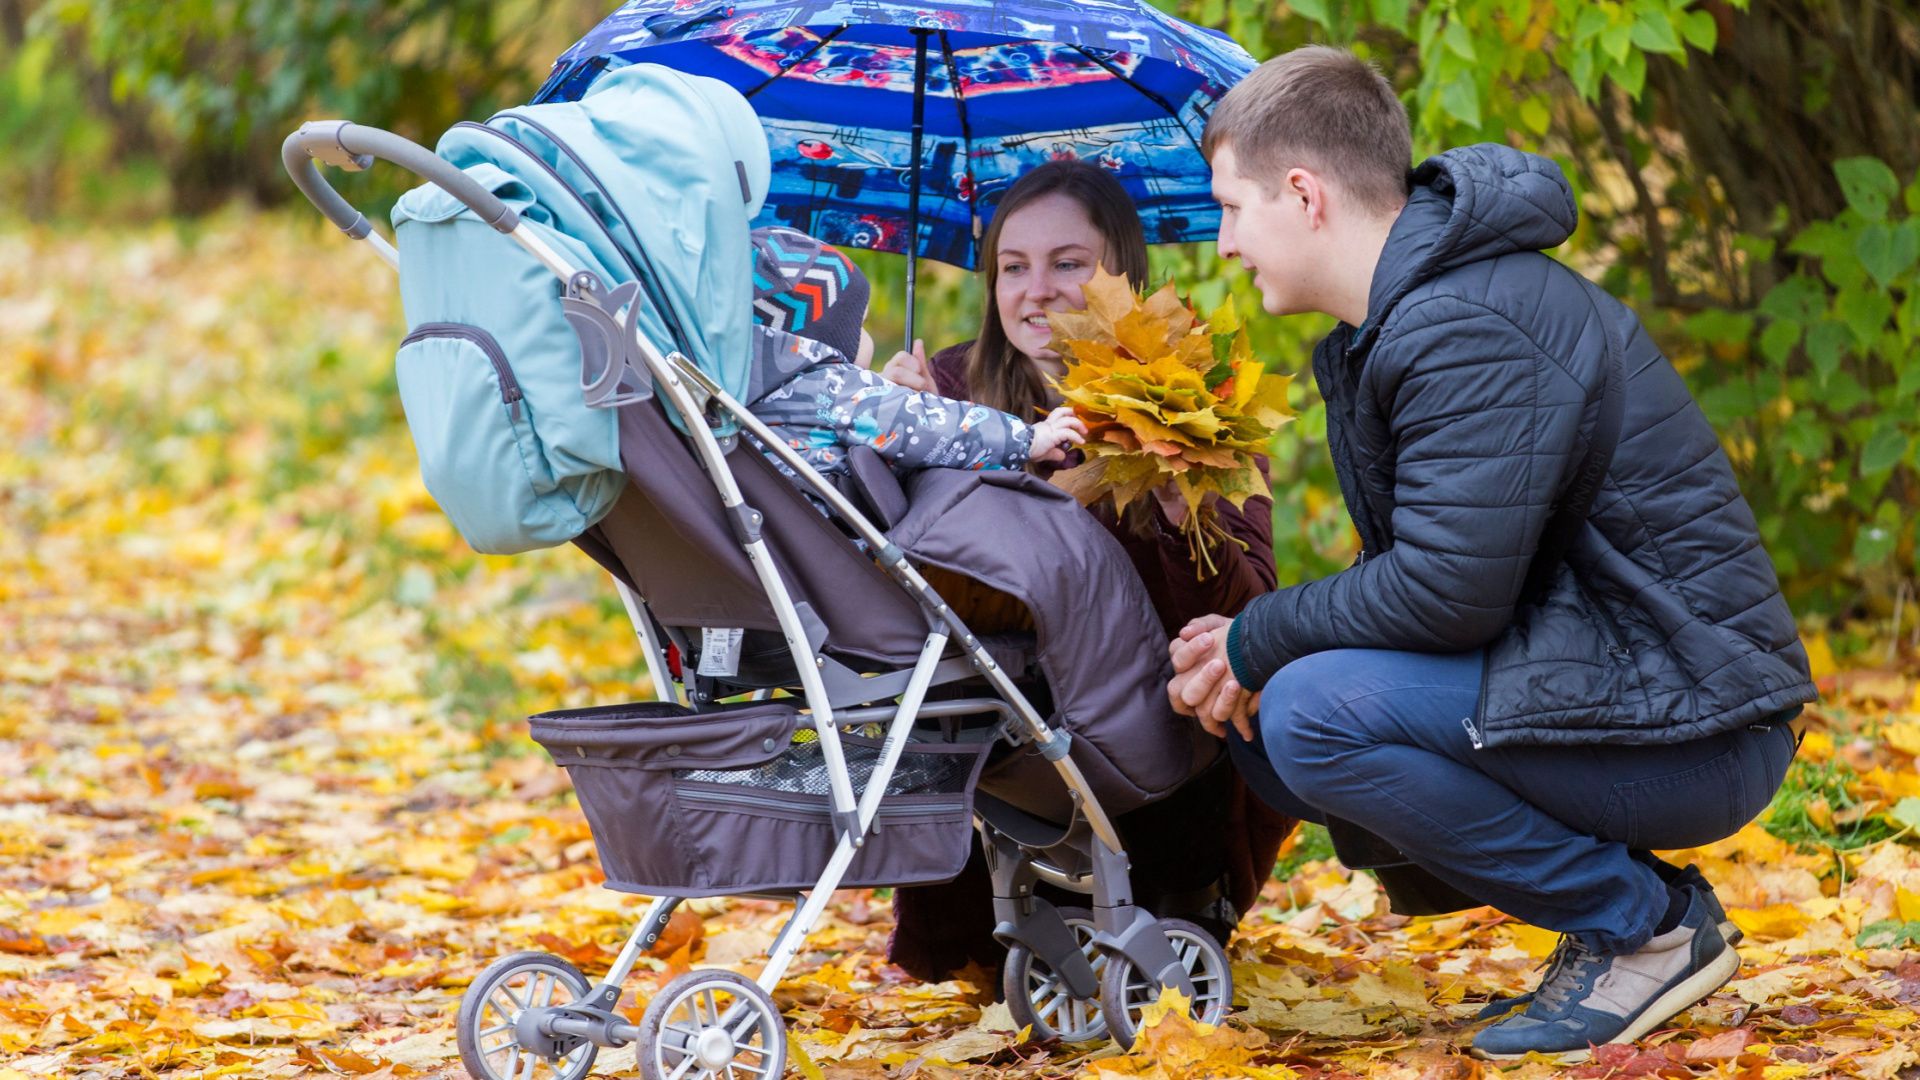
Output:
[1029, 405, 1088, 464]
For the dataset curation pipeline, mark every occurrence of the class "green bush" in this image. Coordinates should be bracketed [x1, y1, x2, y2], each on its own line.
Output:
[1683, 160, 1919, 605]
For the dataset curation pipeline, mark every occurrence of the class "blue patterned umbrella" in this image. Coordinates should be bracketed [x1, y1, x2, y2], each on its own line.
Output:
[536, 0, 1255, 341]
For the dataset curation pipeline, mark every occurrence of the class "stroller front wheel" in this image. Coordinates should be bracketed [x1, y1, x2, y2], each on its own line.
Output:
[456, 951, 599, 1080]
[637, 969, 786, 1080]
[1002, 906, 1108, 1043]
[1097, 918, 1232, 1050]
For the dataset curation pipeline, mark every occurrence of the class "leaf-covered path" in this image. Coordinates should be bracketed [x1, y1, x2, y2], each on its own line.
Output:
[4, 220, 1919, 1079]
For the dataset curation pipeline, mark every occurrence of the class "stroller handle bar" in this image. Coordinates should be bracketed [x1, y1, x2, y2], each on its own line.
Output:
[282, 121, 520, 269]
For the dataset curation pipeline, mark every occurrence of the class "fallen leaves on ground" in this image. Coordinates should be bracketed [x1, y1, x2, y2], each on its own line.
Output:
[3, 217, 1919, 1078]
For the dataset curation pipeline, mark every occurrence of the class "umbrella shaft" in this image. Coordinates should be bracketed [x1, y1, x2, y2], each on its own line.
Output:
[903, 29, 930, 352]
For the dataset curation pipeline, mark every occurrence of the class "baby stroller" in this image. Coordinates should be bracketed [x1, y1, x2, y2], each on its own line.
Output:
[283, 65, 1231, 1080]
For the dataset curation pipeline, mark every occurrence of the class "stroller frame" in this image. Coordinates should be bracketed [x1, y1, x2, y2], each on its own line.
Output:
[285, 119, 1230, 1080]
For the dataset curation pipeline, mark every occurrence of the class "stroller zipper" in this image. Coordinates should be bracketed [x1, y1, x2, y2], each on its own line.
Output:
[400, 323, 525, 420]
[675, 786, 966, 822]
[454, 119, 692, 360]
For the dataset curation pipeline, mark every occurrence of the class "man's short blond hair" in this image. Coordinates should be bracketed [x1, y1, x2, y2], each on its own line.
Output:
[1203, 46, 1412, 216]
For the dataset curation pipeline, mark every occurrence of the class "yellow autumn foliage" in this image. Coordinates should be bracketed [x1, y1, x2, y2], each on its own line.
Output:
[1046, 268, 1294, 573]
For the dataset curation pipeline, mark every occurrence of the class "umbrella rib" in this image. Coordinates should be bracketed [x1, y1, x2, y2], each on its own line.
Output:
[937, 29, 981, 265]
[744, 24, 847, 99]
[1068, 45, 1205, 155]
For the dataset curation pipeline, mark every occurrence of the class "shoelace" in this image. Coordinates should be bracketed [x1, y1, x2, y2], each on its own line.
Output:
[1530, 937, 1601, 1015]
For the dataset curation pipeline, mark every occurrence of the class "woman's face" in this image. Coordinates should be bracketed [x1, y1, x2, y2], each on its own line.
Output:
[993, 192, 1108, 364]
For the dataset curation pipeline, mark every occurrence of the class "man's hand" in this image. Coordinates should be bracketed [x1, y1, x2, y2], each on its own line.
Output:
[1167, 615, 1259, 741]
[880, 338, 935, 391]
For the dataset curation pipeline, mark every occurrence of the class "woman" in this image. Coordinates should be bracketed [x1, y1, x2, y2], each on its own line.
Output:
[882, 160, 1296, 980]
[885, 161, 1274, 625]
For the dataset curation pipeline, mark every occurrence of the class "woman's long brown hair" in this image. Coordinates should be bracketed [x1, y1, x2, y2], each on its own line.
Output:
[967, 161, 1151, 420]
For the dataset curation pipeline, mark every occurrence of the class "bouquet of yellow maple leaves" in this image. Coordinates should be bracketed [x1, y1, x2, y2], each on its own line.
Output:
[1047, 268, 1295, 575]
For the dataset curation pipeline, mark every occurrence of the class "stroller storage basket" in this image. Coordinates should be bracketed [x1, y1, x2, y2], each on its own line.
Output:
[530, 700, 993, 896]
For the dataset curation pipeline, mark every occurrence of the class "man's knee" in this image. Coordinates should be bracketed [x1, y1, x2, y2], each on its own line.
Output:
[1257, 651, 1372, 788]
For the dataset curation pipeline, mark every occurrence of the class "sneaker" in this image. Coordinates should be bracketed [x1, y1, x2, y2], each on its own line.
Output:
[1470, 885, 1740, 1063]
[1472, 865, 1740, 1021]
[1671, 863, 1743, 944]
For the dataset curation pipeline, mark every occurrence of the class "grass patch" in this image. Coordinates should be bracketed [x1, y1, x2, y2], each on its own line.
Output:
[1273, 822, 1336, 880]
[1762, 758, 1899, 852]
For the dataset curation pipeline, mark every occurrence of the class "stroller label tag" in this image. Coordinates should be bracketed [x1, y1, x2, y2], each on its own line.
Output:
[698, 628, 745, 678]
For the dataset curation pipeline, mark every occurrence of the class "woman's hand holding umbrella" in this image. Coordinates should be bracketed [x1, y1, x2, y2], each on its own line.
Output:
[882, 338, 935, 392]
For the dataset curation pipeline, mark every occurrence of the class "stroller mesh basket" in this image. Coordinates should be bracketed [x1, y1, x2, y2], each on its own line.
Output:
[530, 700, 993, 896]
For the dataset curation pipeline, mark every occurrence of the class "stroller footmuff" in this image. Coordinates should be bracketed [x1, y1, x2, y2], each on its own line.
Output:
[284, 63, 1234, 1080]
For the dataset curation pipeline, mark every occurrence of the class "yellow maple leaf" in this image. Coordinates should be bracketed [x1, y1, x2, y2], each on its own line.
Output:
[1727, 902, 1813, 941]
[166, 955, 227, 996]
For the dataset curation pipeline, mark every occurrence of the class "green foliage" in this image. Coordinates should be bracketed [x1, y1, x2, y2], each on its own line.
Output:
[1273, 822, 1338, 880]
[1683, 159, 1920, 604]
[0, 21, 164, 217]
[1191, 0, 1745, 156]
[11, 0, 604, 213]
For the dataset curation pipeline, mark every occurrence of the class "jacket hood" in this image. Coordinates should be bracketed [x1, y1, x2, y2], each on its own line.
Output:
[1360, 144, 1577, 344]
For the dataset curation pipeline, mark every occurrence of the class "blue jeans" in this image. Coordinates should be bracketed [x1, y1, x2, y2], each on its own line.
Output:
[1229, 648, 1799, 954]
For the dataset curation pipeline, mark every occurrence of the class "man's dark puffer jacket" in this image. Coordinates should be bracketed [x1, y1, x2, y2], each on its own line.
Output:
[1226, 143, 1815, 747]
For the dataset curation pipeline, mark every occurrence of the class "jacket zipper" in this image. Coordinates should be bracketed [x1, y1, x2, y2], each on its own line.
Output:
[400, 322, 524, 420]
[1464, 649, 1492, 750]
[458, 116, 698, 365]
[676, 786, 966, 821]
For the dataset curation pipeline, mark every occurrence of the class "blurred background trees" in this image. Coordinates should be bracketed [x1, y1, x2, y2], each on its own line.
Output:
[3, 0, 1914, 636]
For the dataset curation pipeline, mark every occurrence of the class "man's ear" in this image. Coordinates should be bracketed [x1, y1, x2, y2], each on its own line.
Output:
[1287, 167, 1331, 229]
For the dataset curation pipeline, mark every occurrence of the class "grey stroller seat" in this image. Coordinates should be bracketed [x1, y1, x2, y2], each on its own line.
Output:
[572, 398, 1212, 817]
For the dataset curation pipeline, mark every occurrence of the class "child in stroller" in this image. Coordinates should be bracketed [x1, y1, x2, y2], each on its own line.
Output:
[282, 63, 1233, 1080]
[741, 226, 1088, 489]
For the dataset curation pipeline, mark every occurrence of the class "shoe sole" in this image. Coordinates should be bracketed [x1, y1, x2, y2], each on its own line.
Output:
[1472, 943, 1743, 1064]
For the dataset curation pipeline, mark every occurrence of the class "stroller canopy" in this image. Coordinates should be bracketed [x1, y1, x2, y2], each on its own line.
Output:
[398, 63, 773, 419]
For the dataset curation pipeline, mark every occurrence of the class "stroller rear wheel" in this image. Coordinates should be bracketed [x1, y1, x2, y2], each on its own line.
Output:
[1098, 918, 1232, 1050]
[1002, 906, 1108, 1043]
[637, 969, 786, 1080]
[456, 951, 599, 1080]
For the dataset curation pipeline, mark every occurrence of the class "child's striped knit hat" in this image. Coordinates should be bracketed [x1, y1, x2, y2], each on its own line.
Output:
[749, 226, 870, 363]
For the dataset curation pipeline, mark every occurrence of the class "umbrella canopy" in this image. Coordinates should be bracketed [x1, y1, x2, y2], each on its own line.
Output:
[535, 1, 1255, 273]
